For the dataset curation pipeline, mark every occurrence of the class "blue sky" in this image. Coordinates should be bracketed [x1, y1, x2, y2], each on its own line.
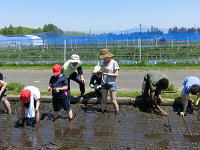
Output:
[1, 0, 199, 33]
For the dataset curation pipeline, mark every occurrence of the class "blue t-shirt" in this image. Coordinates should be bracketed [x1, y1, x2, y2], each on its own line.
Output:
[49, 74, 68, 97]
[182, 76, 200, 95]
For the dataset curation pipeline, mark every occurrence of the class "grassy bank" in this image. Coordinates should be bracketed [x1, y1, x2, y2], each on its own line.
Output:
[0, 63, 200, 70]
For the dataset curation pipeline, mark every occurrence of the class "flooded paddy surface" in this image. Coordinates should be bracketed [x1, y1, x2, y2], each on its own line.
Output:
[1, 103, 200, 149]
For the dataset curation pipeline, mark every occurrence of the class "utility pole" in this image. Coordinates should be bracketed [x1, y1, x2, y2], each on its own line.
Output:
[139, 24, 142, 62]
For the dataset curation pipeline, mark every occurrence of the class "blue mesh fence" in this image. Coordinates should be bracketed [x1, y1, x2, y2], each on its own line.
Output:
[1, 32, 200, 44]
[0, 30, 200, 64]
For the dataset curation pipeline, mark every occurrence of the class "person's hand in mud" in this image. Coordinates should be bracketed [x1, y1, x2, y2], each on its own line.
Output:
[160, 109, 167, 116]
[151, 93, 167, 116]
[156, 104, 167, 116]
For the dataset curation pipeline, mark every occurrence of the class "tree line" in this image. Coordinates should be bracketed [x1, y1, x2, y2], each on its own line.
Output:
[0, 24, 200, 36]
[168, 26, 200, 33]
[0, 23, 87, 36]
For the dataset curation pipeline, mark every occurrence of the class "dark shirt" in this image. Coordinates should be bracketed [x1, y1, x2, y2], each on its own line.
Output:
[49, 74, 68, 97]
[146, 72, 168, 92]
[77, 66, 83, 75]
[90, 74, 102, 85]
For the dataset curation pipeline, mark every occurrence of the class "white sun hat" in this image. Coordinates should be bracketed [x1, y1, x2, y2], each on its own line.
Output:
[93, 65, 101, 73]
[70, 54, 81, 63]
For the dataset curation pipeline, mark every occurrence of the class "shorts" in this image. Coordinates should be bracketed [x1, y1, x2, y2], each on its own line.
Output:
[52, 95, 70, 111]
[0, 89, 8, 102]
[101, 84, 116, 91]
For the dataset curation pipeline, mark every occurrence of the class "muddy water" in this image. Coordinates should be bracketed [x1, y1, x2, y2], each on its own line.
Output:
[0, 103, 200, 149]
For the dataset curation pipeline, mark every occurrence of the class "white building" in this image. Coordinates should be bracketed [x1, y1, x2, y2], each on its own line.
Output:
[24, 35, 43, 46]
[0, 34, 43, 48]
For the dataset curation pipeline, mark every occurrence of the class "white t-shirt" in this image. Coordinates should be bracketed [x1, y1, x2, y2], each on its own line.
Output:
[101, 59, 120, 85]
[24, 86, 40, 118]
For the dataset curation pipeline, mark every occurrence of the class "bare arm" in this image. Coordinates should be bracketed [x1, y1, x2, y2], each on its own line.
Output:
[150, 92, 167, 116]
[197, 94, 200, 110]
[35, 100, 40, 122]
[77, 66, 85, 84]
[157, 94, 163, 105]
[18, 102, 23, 110]
[0, 81, 7, 96]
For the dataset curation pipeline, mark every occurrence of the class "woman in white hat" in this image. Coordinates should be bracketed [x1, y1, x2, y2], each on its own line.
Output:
[62, 54, 88, 98]
[99, 48, 120, 114]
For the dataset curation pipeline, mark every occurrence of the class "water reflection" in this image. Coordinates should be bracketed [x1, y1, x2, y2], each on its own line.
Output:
[184, 135, 200, 142]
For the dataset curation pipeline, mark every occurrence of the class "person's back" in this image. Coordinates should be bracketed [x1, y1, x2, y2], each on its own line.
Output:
[147, 72, 168, 83]
[183, 76, 200, 95]
[147, 72, 169, 92]
[141, 71, 168, 116]
[180, 76, 200, 118]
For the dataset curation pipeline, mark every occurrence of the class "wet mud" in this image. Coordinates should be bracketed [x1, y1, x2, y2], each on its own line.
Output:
[1, 102, 200, 149]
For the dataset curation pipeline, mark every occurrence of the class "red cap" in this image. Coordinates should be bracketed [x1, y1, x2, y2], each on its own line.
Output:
[20, 90, 31, 103]
[53, 64, 62, 76]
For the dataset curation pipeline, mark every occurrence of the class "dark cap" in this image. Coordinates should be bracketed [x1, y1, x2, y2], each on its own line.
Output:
[158, 78, 169, 89]
[190, 84, 200, 95]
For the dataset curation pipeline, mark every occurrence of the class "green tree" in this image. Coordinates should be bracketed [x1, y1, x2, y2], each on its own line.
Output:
[64, 31, 86, 36]
[197, 28, 200, 33]
[178, 27, 187, 33]
[7, 25, 16, 35]
[15, 26, 23, 34]
[43, 23, 58, 32]
[168, 27, 179, 33]
[187, 27, 196, 33]
[32, 28, 43, 34]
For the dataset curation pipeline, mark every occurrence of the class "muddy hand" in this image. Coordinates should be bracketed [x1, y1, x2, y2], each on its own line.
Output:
[161, 110, 167, 116]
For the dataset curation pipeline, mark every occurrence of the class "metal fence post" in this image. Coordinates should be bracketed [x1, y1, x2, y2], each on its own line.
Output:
[64, 38, 66, 63]
[106, 38, 107, 48]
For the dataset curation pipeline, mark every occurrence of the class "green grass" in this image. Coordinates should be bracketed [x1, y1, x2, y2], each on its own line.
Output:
[0, 63, 200, 70]
[6, 82, 25, 90]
